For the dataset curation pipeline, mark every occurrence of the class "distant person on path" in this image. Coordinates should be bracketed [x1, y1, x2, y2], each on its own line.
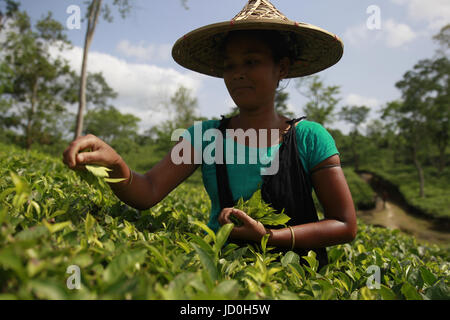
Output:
[382, 191, 389, 209]
[63, 0, 357, 267]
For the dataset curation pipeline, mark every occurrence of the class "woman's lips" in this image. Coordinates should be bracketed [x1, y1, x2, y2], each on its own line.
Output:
[232, 86, 253, 94]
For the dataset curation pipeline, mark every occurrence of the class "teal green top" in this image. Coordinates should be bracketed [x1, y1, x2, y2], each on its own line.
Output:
[181, 119, 339, 233]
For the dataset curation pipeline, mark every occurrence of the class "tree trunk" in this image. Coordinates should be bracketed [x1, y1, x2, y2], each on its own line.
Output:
[411, 145, 425, 198]
[351, 131, 360, 171]
[74, 0, 102, 140]
[26, 79, 38, 150]
[437, 134, 447, 173]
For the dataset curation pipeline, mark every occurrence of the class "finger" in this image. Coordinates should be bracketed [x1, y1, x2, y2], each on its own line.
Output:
[230, 209, 251, 224]
[219, 208, 233, 225]
[66, 135, 99, 168]
[76, 150, 104, 165]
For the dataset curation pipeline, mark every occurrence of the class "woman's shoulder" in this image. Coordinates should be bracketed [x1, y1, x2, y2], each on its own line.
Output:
[187, 119, 221, 131]
[295, 119, 326, 132]
[294, 119, 333, 141]
[294, 119, 338, 153]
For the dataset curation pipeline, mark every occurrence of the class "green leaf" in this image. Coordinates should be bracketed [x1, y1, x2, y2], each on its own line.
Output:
[15, 226, 49, 242]
[379, 284, 397, 300]
[0, 247, 25, 279]
[214, 223, 233, 254]
[419, 266, 437, 286]
[260, 233, 270, 254]
[29, 280, 68, 300]
[191, 221, 216, 243]
[401, 282, 423, 300]
[85, 165, 111, 178]
[288, 262, 305, 280]
[104, 177, 126, 183]
[43, 220, 72, 234]
[103, 249, 147, 284]
[188, 233, 214, 256]
[302, 250, 319, 272]
[281, 251, 300, 267]
[84, 213, 96, 236]
[360, 286, 377, 300]
[191, 243, 218, 284]
[424, 279, 450, 300]
[258, 212, 291, 226]
[234, 189, 290, 227]
[212, 280, 240, 299]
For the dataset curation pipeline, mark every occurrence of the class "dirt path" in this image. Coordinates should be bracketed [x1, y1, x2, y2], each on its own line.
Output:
[357, 173, 450, 246]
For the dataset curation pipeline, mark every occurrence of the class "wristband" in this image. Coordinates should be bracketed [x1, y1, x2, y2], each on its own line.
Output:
[126, 167, 133, 186]
[288, 226, 295, 251]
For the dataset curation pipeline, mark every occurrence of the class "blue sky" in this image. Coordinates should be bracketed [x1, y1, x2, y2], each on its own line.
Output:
[18, 0, 450, 133]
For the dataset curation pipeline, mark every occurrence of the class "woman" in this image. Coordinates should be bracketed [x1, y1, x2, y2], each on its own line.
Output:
[63, 0, 356, 265]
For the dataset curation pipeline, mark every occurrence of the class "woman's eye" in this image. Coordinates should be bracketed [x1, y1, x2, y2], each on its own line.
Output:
[224, 63, 234, 70]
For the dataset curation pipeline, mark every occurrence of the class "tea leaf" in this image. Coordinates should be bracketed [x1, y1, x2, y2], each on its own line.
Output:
[85, 165, 111, 178]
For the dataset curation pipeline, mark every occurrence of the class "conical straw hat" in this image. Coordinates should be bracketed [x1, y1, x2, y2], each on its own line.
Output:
[172, 0, 344, 78]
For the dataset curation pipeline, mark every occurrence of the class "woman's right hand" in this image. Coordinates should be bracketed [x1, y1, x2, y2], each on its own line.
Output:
[62, 134, 123, 171]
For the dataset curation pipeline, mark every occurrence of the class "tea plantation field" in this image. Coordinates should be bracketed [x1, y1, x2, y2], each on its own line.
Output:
[0, 143, 448, 300]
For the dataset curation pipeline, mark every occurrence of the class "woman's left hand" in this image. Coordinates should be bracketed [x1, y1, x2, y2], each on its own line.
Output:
[218, 208, 268, 242]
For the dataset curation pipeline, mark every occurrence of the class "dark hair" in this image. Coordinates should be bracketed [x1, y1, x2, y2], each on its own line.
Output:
[220, 29, 299, 65]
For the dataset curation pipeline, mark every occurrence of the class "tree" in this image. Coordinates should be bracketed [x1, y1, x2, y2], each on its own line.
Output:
[74, 0, 132, 140]
[74, 0, 191, 140]
[382, 100, 428, 198]
[274, 90, 295, 118]
[0, 0, 19, 31]
[84, 105, 140, 154]
[295, 75, 341, 127]
[339, 105, 370, 171]
[396, 57, 449, 173]
[433, 23, 450, 58]
[146, 86, 204, 152]
[0, 6, 74, 149]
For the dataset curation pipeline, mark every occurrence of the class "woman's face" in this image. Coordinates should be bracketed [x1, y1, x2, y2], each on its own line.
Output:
[223, 32, 289, 111]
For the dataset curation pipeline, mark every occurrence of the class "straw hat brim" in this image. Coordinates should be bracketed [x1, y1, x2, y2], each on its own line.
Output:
[172, 19, 344, 78]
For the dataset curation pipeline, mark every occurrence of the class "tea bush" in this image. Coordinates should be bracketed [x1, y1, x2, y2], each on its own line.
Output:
[0, 143, 448, 300]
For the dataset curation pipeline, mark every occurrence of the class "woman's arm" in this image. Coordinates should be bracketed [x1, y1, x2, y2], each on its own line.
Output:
[218, 154, 357, 248]
[267, 154, 357, 248]
[63, 135, 199, 211]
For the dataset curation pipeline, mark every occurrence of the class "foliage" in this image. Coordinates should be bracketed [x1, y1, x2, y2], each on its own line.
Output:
[0, 143, 448, 300]
[359, 164, 450, 220]
[339, 105, 370, 171]
[146, 86, 206, 153]
[233, 189, 291, 227]
[83, 105, 141, 155]
[295, 75, 341, 127]
[0, 6, 73, 149]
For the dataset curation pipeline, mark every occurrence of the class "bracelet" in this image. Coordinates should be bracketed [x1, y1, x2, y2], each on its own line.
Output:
[126, 167, 133, 186]
[288, 226, 295, 251]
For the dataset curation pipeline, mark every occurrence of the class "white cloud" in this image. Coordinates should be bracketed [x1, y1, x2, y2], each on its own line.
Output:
[343, 19, 416, 48]
[116, 40, 172, 62]
[343, 23, 374, 47]
[344, 94, 380, 109]
[49, 44, 201, 133]
[391, 0, 450, 30]
[383, 19, 417, 47]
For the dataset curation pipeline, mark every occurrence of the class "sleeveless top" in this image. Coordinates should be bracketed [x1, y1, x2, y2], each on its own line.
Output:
[215, 115, 330, 268]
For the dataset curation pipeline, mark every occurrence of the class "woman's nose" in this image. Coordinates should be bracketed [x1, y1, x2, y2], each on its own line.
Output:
[232, 68, 245, 80]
